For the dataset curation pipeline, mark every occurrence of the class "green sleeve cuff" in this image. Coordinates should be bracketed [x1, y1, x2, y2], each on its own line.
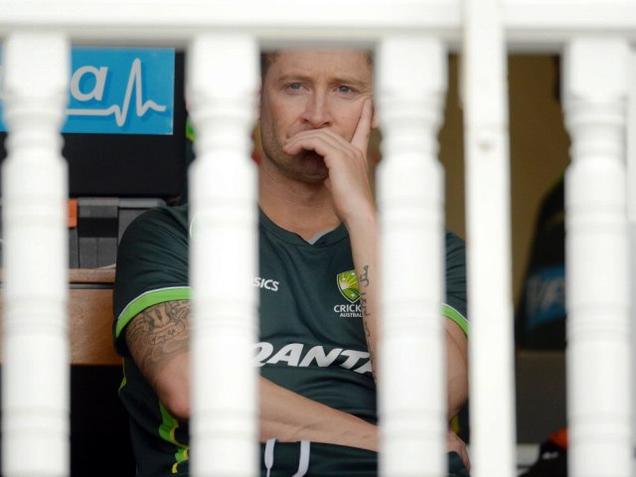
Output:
[186, 118, 195, 142]
[442, 303, 469, 337]
[115, 286, 192, 338]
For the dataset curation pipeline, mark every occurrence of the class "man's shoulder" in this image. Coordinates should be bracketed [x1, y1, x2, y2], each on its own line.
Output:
[123, 204, 190, 242]
[139, 203, 189, 230]
[445, 230, 465, 260]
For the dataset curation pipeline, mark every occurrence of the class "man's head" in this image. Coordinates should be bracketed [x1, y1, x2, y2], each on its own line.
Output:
[259, 50, 374, 183]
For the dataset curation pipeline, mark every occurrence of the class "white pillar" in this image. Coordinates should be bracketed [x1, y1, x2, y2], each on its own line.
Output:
[377, 37, 447, 477]
[186, 35, 259, 477]
[563, 38, 631, 477]
[627, 47, 636, 477]
[1, 33, 70, 477]
[462, 0, 516, 475]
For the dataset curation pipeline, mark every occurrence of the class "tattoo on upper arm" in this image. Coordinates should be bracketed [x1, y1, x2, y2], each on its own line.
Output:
[125, 300, 190, 381]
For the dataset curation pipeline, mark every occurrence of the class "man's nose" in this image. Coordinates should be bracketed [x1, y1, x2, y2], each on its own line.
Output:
[301, 92, 332, 128]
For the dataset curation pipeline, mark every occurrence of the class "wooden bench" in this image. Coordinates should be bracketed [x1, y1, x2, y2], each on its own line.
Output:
[67, 268, 120, 365]
[0, 268, 135, 476]
[0, 268, 120, 365]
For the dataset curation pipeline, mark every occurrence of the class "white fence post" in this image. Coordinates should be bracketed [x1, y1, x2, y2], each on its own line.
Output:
[186, 35, 259, 477]
[563, 38, 631, 477]
[377, 37, 447, 477]
[463, 0, 516, 475]
[1, 33, 70, 477]
[627, 46, 636, 477]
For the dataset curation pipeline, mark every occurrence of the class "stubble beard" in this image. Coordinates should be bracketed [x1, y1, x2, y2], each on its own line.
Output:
[260, 129, 328, 184]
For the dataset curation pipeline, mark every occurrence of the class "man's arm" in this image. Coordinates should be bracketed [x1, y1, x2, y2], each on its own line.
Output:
[124, 300, 378, 451]
[348, 216, 379, 379]
[125, 300, 191, 417]
[445, 319, 470, 468]
[445, 319, 468, 420]
[345, 180, 469, 421]
[284, 100, 380, 378]
[283, 98, 469, 469]
[283, 100, 469, 412]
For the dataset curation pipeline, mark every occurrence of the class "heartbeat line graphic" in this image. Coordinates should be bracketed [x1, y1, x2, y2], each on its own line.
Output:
[66, 58, 167, 127]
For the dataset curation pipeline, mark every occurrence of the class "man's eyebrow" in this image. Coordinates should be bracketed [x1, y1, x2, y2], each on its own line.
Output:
[332, 76, 371, 89]
[276, 73, 370, 89]
[331, 76, 373, 91]
[277, 73, 313, 83]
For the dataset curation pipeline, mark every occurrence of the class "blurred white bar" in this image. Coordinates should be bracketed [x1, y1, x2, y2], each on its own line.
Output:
[627, 46, 636, 477]
[563, 38, 631, 477]
[3, 0, 636, 51]
[186, 35, 259, 477]
[1, 33, 70, 477]
[463, 0, 516, 476]
[377, 37, 447, 477]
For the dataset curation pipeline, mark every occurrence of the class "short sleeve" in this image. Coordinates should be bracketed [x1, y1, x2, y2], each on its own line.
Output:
[113, 206, 191, 356]
[444, 231, 469, 336]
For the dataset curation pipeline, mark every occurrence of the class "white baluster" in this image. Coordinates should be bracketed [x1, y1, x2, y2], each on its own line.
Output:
[377, 37, 447, 477]
[627, 46, 636, 477]
[463, 0, 516, 475]
[1, 33, 70, 477]
[186, 35, 259, 477]
[563, 38, 631, 477]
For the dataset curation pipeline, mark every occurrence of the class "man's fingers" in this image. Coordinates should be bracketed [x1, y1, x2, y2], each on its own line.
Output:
[283, 135, 335, 158]
[285, 129, 348, 153]
[285, 131, 341, 153]
[447, 431, 471, 471]
[351, 99, 373, 155]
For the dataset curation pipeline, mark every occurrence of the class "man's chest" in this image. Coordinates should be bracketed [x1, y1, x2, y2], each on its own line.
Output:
[255, 242, 372, 376]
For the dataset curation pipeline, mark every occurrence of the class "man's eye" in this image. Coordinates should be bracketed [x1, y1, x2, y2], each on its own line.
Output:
[285, 82, 303, 92]
[337, 85, 354, 95]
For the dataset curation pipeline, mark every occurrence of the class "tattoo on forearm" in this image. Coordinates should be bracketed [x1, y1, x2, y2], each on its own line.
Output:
[125, 300, 190, 381]
[360, 291, 376, 371]
[358, 265, 376, 374]
[359, 265, 370, 287]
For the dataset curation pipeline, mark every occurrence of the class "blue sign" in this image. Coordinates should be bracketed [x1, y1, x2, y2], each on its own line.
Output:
[0, 47, 175, 135]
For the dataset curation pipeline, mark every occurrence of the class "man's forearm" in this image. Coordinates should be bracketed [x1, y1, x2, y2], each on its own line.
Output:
[345, 214, 468, 420]
[154, 362, 379, 451]
[445, 320, 468, 419]
[345, 212, 379, 381]
[126, 301, 378, 449]
[260, 377, 378, 450]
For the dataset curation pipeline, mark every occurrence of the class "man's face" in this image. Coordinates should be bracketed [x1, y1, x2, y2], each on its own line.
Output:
[259, 50, 373, 183]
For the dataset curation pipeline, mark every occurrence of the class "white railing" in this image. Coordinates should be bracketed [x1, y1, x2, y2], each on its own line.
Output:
[0, 1, 633, 476]
[463, 1, 516, 476]
[377, 37, 448, 476]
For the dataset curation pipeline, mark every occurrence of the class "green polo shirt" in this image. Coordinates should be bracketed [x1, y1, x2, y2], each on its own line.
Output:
[113, 204, 468, 476]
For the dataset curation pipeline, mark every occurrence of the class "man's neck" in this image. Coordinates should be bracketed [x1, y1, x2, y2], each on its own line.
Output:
[258, 161, 341, 242]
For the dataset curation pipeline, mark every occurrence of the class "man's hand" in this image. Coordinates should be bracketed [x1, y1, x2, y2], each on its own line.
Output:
[284, 99, 380, 380]
[282, 99, 375, 226]
[447, 430, 471, 472]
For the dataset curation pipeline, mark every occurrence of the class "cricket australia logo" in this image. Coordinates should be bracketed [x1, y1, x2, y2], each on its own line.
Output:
[338, 270, 360, 303]
[334, 270, 363, 318]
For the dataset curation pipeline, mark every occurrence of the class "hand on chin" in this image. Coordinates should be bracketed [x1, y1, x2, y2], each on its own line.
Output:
[296, 149, 328, 180]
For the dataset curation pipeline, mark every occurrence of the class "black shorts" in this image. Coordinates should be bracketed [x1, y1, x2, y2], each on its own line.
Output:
[260, 440, 470, 477]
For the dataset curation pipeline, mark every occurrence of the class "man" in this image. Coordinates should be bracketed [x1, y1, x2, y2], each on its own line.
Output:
[113, 49, 470, 476]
